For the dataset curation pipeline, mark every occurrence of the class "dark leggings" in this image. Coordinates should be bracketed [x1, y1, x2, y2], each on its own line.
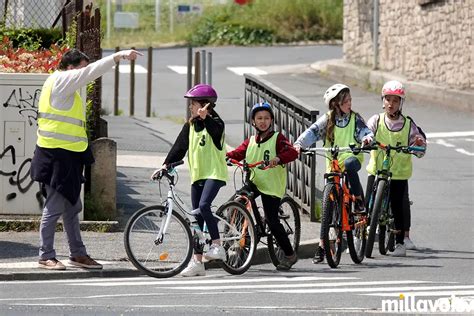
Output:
[318, 157, 364, 240]
[250, 183, 295, 257]
[344, 156, 363, 197]
[191, 179, 225, 241]
[366, 176, 410, 245]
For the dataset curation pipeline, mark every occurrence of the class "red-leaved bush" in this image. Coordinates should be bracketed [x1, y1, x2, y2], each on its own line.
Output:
[0, 36, 69, 73]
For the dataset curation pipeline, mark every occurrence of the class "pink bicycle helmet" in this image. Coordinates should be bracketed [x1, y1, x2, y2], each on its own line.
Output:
[381, 80, 406, 99]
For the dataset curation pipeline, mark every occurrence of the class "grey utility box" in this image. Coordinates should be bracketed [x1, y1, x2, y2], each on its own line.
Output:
[0, 73, 84, 217]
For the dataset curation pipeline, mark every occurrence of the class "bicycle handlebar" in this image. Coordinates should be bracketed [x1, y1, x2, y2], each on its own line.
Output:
[376, 142, 426, 154]
[227, 158, 270, 170]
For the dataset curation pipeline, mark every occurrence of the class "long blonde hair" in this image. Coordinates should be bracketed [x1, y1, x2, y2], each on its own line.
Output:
[326, 88, 350, 145]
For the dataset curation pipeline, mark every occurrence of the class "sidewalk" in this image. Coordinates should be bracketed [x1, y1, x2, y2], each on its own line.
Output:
[0, 115, 320, 281]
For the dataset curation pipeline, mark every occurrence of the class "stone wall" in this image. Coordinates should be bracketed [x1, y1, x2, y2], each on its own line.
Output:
[343, 0, 473, 90]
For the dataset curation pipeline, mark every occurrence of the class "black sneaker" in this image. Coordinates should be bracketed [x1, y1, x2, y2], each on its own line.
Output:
[276, 254, 298, 271]
[312, 246, 325, 264]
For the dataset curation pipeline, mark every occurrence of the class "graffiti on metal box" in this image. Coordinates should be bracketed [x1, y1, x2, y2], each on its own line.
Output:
[2, 88, 40, 126]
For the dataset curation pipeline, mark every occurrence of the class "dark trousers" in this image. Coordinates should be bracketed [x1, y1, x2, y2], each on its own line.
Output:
[250, 183, 295, 257]
[366, 176, 410, 245]
[191, 179, 225, 241]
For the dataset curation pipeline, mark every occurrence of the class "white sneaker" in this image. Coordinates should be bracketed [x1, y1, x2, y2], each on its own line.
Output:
[404, 237, 417, 250]
[204, 244, 226, 261]
[180, 260, 205, 277]
[392, 243, 406, 257]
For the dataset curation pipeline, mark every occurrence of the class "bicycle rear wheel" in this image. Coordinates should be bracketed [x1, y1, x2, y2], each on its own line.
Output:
[321, 183, 343, 268]
[365, 180, 388, 258]
[378, 222, 395, 255]
[216, 201, 257, 275]
[124, 205, 193, 278]
[267, 196, 301, 267]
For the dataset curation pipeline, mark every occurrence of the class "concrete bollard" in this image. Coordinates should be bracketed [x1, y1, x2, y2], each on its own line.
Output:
[90, 137, 117, 220]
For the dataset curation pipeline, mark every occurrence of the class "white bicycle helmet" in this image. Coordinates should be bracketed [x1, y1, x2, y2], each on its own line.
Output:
[323, 83, 350, 106]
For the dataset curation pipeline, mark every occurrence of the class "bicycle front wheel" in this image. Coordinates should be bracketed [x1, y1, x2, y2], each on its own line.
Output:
[124, 205, 193, 278]
[267, 196, 301, 267]
[321, 183, 343, 268]
[216, 201, 257, 275]
[346, 211, 368, 264]
[365, 180, 388, 258]
[378, 221, 395, 255]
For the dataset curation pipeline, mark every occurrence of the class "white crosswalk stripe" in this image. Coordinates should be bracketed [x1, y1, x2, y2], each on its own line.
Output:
[426, 131, 474, 156]
[56, 276, 474, 300]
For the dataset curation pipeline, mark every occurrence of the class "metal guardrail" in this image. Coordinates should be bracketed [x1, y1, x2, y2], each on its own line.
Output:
[244, 74, 320, 221]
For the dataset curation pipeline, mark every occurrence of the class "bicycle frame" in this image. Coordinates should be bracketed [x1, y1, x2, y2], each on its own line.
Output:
[156, 164, 243, 247]
[227, 159, 273, 240]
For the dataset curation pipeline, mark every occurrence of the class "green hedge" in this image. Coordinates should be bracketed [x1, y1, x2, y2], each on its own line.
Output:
[188, 0, 342, 46]
[0, 27, 63, 50]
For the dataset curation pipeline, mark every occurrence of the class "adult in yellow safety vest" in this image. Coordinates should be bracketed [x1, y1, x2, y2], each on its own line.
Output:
[31, 48, 142, 270]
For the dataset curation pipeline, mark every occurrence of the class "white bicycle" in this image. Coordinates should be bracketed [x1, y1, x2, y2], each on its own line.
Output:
[124, 160, 257, 278]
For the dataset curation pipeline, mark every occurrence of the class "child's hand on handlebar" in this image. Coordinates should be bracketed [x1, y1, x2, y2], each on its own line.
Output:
[151, 167, 166, 180]
[268, 157, 281, 168]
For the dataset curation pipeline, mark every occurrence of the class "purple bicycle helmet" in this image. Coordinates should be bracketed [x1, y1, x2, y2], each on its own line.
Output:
[184, 84, 217, 103]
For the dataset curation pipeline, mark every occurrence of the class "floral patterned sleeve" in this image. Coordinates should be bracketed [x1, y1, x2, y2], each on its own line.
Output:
[354, 113, 374, 143]
[294, 114, 328, 148]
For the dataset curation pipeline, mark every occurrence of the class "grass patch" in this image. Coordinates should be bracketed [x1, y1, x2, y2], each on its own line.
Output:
[96, 0, 342, 48]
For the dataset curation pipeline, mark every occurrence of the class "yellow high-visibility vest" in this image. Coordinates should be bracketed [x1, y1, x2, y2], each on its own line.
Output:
[37, 72, 88, 152]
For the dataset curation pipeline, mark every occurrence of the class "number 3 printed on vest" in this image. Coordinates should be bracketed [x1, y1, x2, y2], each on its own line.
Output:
[199, 135, 206, 146]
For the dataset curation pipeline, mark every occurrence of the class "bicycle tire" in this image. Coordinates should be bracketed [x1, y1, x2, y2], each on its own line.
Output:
[365, 180, 388, 258]
[346, 210, 367, 264]
[124, 205, 193, 278]
[267, 195, 301, 267]
[321, 183, 343, 268]
[379, 224, 395, 255]
[216, 201, 257, 275]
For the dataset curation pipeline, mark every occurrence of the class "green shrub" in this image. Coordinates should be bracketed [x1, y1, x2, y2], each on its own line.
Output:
[0, 27, 62, 50]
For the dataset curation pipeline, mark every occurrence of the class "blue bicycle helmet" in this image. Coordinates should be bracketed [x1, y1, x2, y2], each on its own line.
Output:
[250, 102, 274, 120]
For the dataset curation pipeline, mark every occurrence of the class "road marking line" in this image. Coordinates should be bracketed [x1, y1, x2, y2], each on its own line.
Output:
[432, 139, 455, 147]
[161, 280, 429, 291]
[426, 131, 474, 138]
[455, 148, 474, 156]
[167, 65, 193, 74]
[70, 276, 357, 287]
[114, 64, 147, 74]
[263, 285, 474, 294]
[363, 290, 474, 297]
[227, 67, 268, 76]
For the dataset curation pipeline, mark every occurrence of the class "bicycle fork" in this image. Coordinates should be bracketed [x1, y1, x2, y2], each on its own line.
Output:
[154, 191, 174, 245]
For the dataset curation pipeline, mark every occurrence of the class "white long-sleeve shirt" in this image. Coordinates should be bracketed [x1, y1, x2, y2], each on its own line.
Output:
[49, 53, 118, 111]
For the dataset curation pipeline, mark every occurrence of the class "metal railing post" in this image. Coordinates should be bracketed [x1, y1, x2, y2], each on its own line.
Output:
[114, 46, 120, 116]
[130, 46, 135, 116]
[194, 51, 201, 85]
[207, 51, 212, 85]
[200, 49, 206, 84]
[187, 46, 193, 119]
[146, 46, 152, 117]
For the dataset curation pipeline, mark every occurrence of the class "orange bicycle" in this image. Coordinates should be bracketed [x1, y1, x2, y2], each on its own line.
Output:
[303, 145, 372, 268]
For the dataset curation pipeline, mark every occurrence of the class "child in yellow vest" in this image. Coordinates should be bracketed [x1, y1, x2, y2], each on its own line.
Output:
[151, 84, 227, 277]
[294, 84, 374, 264]
[366, 80, 426, 257]
[226, 102, 299, 271]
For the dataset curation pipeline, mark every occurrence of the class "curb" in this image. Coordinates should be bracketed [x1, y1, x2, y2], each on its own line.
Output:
[0, 240, 318, 281]
[0, 220, 120, 232]
[311, 59, 473, 112]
